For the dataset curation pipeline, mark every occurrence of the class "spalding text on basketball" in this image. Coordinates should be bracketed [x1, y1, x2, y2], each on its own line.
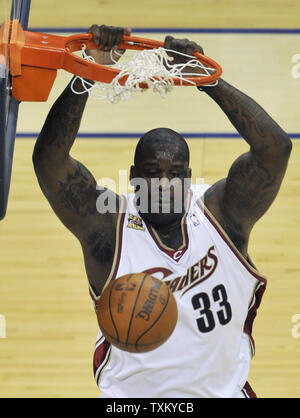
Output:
[115, 282, 136, 291]
[135, 279, 162, 321]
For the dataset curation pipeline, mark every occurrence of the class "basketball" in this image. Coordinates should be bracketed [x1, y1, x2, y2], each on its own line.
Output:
[96, 273, 178, 353]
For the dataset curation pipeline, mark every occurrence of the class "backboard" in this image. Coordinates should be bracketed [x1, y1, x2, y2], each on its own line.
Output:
[0, 0, 31, 220]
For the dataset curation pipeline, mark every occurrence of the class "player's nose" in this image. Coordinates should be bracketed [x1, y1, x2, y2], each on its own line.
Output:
[159, 177, 170, 191]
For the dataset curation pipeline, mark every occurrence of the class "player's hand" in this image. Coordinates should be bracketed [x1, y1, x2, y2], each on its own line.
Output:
[164, 36, 206, 75]
[87, 24, 131, 65]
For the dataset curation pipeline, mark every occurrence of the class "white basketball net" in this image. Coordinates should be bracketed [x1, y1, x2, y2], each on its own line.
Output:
[71, 45, 218, 104]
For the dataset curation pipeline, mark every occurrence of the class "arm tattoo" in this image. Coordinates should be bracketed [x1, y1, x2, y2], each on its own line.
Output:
[203, 79, 292, 229]
[58, 162, 98, 218]
[87, 229, 115, 266]
[34, 77, 91, 159]
[204, 79, 291, 151]
[224, 152, 281, 225]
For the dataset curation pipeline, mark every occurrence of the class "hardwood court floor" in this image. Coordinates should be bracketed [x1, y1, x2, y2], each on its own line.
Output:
[27, 0, 300, 28]
[0, 0, 299, 398]
[0, 137, 299, 398]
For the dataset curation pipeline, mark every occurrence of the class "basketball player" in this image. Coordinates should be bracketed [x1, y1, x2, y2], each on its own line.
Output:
[32, 24, 292, 398]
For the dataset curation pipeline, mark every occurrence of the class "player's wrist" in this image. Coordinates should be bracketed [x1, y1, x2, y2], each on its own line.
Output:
[197, 78, 224, 94]
[70, 76, 95, 94]
[197, 80, 222, 93]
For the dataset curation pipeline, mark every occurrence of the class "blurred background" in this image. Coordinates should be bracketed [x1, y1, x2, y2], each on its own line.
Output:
[0, 0, 299, 397]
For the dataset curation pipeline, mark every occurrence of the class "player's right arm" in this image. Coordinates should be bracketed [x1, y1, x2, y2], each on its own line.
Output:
[32, 77, 112, 238]
[32, 25, 128, 241]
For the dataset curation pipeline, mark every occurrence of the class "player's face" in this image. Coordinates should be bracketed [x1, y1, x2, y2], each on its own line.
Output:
[130, 151, 191, 226]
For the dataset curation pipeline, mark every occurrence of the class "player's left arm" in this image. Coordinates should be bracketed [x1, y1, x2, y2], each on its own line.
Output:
[203, 79, 292, 243]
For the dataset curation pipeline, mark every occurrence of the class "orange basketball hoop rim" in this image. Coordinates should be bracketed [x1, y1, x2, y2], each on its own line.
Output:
[0, 20, 222, 102]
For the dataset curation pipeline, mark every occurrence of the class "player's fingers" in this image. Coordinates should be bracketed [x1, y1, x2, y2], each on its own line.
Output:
[164, 36, 204, 58]
[99, 25, 110, 51]
[89, 24, 125, 51]
[164, 36, 180, 62]
[114, 27, 126, 48]
[174, 38, 194, 55]
[164, 37, 191, 62]
[116, 27, 132, 54]
[88, 24, 101, 45]
[185, 41, 204, 57]
[124, 27, 132, 36]
[102, 25, 126, 51]
[164, 35, 174, 50]
[165, 37, 189, 53]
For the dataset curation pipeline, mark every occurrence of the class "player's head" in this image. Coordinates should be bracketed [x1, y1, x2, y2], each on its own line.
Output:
[130, 127, 192, 226]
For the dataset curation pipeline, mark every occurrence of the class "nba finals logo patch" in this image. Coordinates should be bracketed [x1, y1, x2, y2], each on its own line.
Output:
[127, 214, 145, 231]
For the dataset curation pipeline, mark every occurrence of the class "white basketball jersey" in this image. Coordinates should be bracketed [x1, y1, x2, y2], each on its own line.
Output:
[90, 185, 266, 398]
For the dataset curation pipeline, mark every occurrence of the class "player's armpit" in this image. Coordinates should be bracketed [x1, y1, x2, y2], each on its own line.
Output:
[204, 133, 291, 255]
[215, 143, 291, 242]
